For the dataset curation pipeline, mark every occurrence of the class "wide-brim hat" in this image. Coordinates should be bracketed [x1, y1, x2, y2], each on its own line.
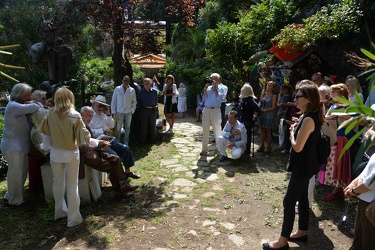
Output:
[90, 95, 109, 106]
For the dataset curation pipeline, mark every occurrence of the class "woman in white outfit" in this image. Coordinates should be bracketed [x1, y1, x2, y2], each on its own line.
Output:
[177, 83, 187, 117]
[1, 83, 39, 206]
[40, 87, 90, 227]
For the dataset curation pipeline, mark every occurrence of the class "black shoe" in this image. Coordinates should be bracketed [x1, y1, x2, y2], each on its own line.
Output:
[262, 242, 289, 250]
[125, 172, 140, 179]
[219, 155, 228, 162]
[288, 235, 308, 242]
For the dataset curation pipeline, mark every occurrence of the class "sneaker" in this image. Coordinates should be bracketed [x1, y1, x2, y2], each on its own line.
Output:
[169, 128, 174, 133]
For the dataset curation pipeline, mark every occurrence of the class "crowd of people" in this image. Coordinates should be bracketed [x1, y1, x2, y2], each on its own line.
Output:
[197, 72, 374, 250]
[1, 71, 374, 248]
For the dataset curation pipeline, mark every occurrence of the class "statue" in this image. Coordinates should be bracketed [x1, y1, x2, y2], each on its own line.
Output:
[29, 15, 75, 96]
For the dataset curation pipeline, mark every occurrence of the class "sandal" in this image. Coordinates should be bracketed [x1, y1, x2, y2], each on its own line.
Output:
[125, 172, 140, 179]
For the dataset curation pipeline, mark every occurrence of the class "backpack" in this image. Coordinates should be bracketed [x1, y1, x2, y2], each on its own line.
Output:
[317, 132, 331, 166]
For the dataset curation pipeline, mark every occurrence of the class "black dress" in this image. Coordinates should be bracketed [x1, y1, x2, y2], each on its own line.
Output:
[164, 87, 178, 114]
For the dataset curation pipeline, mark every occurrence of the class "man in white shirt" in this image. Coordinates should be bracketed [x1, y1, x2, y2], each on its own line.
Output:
[200, 73, 225, 156]
[80, 106, 138, 198]
[89, 95, 140, 180]
[216, 110, 247, 162]
[111, 75, 137, 145]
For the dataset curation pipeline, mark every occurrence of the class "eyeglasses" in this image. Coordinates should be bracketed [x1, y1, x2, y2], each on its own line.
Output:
[98, 104, 106, 108]
[295, 94, 305, 100]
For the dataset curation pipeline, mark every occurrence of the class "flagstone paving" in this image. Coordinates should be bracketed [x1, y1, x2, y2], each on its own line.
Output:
[141, 115, 353, 250]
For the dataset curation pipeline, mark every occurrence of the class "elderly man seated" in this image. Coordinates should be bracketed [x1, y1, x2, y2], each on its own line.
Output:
[216, 110, 247, 162]
[89, 95, 140, 180]
[80, 106, 138, 198]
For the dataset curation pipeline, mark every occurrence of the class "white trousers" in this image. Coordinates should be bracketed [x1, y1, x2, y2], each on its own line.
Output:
[201, 107, 222, 151]
[3, 151, 28, 205]
[51, 156, 83, 227]
[217, 136, 244, 159]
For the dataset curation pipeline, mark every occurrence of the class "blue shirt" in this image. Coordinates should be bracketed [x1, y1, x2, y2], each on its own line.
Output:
[204, 85, 224, 107]
[137, 88, 158, 108]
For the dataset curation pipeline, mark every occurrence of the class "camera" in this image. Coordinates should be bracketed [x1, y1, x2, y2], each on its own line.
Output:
[204, 77, 214, 84]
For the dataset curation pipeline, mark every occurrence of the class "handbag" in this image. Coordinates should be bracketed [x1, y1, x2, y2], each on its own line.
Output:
[365, 199, 375, 227]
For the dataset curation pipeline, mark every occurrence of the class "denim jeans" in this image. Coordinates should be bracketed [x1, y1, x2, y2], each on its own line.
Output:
[107, 140, 135, 169]
[115, 112, 133, 145]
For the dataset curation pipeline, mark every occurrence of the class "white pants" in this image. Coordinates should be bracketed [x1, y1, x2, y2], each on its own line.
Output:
[3, 151, 28, 205]
[216, 136, 244, 159]
[51, 156, 83, 227]
[201, 107, 222, 151]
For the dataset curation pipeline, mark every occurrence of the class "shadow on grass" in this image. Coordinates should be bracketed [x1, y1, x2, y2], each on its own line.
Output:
[0, 179, 172, 250]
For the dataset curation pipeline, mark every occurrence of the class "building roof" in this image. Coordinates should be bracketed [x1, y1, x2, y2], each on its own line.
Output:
[131, 54, 166, 69]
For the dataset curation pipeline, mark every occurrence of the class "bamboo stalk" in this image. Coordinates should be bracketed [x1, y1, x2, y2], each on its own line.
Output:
[0, 50, 13, 55]
[0, 44, 21, 50]
[0, 63, 25, 69]
[0, 71, 19, 82]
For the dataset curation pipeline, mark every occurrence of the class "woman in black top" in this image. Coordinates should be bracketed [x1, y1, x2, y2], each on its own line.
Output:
[263, 81, 324, 250]
[237, 84, 260, 155]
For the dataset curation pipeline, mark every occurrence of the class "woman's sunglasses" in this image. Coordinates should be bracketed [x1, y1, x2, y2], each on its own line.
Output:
[295, 94, 305, 100]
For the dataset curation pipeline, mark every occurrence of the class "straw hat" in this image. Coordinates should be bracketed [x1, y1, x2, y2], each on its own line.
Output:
[90, 95, 109, 106]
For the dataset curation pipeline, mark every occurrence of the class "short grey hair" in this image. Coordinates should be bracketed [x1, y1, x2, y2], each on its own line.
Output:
[10, 82, 33, 102]
[210, 73, 221, 81]
[31, 90, 47, 101]
[80, 106, 94, 114]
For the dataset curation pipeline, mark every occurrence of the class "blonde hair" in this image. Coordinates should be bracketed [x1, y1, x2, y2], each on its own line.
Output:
[239, 84, 256, 99]
[53, 87, 75, 118]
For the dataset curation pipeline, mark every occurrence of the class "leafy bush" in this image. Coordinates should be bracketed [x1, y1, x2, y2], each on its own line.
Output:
[79, 57, 145, 95]
[273, 1, 362, 50]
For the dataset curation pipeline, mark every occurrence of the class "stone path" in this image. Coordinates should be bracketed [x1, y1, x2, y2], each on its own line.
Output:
[155, 116, 254, 248]
[142, 115, 352, 250]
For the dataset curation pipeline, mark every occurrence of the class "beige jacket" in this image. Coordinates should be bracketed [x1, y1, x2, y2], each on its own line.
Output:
[39, 109, 90, 150]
